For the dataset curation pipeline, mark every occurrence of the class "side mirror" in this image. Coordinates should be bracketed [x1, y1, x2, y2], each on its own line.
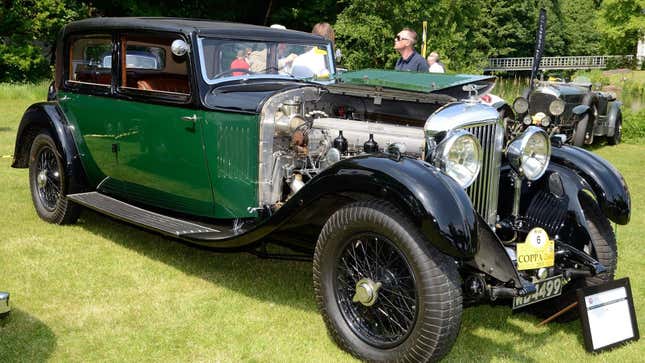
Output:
[171, 39, 190, 57]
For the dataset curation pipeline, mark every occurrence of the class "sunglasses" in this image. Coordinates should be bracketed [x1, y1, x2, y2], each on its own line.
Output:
[395, 35, 410, 42]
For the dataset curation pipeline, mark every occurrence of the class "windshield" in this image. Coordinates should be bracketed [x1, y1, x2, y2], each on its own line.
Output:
[198, 37, 335, 84]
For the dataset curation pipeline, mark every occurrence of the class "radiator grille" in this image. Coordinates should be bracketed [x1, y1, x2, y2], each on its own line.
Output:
[528, 92, 557, 114]
[464, 122, 503, 226]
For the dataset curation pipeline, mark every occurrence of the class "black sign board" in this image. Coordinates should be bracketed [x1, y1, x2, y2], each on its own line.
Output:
[577, 278, 639, 352]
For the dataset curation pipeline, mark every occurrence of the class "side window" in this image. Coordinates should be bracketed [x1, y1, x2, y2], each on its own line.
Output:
[119, 34, 189, 95]
[68, 35, 112, 86]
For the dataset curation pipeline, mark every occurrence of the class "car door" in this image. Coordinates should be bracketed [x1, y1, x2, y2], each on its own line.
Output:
[106, 32, 215, 217]
[58, 33, 126, 193]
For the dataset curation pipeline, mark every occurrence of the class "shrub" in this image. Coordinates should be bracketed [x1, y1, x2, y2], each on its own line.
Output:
[622, 108, 645, 144]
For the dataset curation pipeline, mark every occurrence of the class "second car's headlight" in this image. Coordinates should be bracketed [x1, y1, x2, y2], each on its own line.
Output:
[513, 97, 529, 114]
[506, 126, 551, 180]
[548, 99, 565, 116]
[432, 130, 482, 188]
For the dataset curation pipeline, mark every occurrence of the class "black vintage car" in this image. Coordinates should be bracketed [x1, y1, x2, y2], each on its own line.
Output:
[11, 18, 631, 362]
[510, 78, 623, 146]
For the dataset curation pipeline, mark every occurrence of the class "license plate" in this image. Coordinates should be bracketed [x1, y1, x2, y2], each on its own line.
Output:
[513, 275, 564, 309]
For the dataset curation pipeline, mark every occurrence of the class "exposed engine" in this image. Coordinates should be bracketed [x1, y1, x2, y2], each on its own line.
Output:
[258, 87, 426, 209]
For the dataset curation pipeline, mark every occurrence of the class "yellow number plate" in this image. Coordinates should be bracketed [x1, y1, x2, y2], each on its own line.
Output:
[516, 227, 555, 270]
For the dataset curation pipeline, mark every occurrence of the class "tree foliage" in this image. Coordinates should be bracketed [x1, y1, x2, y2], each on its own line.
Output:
[0, 0, 90, 81]
[0, 0, 642, 81]
[597, 0, 645, 54]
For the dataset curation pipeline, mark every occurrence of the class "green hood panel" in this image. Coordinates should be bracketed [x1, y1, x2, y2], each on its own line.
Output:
[338, 69, 495, 94]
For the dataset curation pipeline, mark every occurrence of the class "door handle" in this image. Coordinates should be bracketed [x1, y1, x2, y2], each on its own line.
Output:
[181, 114, 198, 123]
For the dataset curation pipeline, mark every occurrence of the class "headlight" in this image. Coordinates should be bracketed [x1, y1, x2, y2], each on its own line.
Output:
[513, 97, 529, 114]
[506, 126, 551, 180]
[523, 115, 532, 125]
[541, 115, 551, 127]
[432, 130, 482, 188]
[549, 99, 565, 116]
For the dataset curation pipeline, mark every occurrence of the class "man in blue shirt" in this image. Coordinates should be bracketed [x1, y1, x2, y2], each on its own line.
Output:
[394, 28, 429, 72]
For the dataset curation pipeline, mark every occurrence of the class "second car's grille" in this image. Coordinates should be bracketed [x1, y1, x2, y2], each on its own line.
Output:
[463, 122, 503, 227]
[529, 92, 557, 114]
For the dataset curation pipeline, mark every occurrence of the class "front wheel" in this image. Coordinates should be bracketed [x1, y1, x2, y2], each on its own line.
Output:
[313, 200, 462, 362]
[28, 132, 80, 224]
[607, 111, 622, 145]
[572, 108, 595, 147]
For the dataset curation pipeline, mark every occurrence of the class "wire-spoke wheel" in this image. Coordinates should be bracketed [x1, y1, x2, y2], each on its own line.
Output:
[335, 233, 418, 348]
[314, 200, 462, 362]
[29, 132, 80, 224]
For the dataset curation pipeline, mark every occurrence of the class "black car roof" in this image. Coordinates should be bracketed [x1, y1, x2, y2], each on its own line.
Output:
[62, 17, 328, 44]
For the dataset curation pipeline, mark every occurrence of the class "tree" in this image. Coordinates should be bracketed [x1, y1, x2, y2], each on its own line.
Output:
[334, 0, 488, 71]
[0, 0, 90, 82]
[561, 0, 602, 55]
[597, 0, 645, 54]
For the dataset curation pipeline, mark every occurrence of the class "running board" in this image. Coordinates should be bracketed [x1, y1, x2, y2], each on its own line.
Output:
[67, 192, 235, 239]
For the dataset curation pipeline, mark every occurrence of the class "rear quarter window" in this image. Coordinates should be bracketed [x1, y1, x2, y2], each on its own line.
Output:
[68, 35, 113, 86]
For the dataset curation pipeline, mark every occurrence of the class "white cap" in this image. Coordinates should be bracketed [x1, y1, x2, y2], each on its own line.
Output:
[270, 24, 287, 30]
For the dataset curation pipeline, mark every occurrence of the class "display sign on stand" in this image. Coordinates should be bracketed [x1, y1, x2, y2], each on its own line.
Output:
[577, 278, 639, 352]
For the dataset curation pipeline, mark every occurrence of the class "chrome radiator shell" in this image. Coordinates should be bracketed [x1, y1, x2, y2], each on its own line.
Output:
[425, 102, 503, 227]
[463, 121, 504, 226]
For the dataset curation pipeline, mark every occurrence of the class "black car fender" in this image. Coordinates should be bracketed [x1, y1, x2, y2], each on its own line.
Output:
[269, 154, 479, 258]
[550, 145, 630, 225]
[606, 100, 623, 137]
[572, 104, 591, 116]
[11, 102, 87, 193]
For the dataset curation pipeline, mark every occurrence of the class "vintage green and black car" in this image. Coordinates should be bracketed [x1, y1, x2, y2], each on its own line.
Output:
[12, 18, 631, 362]
[509, 78, 623, 146]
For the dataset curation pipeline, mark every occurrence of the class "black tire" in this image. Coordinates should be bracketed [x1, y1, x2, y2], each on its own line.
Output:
[28, 132, 80, 224]
[607, 111, 622, 145]
[313, 200, 462, 362]
[528, 200, 617, 322]
[573, 110, 592, 147]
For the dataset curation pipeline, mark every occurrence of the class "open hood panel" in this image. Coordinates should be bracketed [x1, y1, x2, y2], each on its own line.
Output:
[336, 69, 496, 100]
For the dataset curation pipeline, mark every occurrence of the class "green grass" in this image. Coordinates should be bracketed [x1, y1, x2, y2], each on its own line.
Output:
[1, 83, 643, 362]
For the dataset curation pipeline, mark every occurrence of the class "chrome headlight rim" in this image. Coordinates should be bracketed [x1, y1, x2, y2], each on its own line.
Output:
[506, 126, 551, 181]
[548, 99, 565, 116]
[431, 129, 482, 189]
[513, 97, 529, 114]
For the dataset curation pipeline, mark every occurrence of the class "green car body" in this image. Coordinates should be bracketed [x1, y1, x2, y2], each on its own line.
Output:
[59, 91, 259, 218]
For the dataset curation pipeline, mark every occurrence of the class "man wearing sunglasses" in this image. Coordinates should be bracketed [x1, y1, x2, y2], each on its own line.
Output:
[394, 28, 429, 72]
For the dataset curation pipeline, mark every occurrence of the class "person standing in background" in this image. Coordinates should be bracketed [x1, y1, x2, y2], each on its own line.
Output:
[394, 28, 428, 72]
[427, 51, 445, 73]
[291, 22, 335, 79]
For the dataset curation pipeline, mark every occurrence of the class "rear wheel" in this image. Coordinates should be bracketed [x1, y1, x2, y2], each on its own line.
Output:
[607, 111, 622, 145]
[313, 200, 462, 362]
[28, 132, 80, 224]
[528, 201, 616, 322]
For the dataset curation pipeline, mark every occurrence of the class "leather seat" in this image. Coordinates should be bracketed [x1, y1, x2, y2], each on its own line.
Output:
[136, 77, 189, 94]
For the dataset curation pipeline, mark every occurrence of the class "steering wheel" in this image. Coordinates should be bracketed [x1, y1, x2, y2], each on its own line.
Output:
[213, 68, 252, 78]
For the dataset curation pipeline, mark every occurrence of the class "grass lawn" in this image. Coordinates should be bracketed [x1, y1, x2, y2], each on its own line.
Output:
[0, 84, 643, 362]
